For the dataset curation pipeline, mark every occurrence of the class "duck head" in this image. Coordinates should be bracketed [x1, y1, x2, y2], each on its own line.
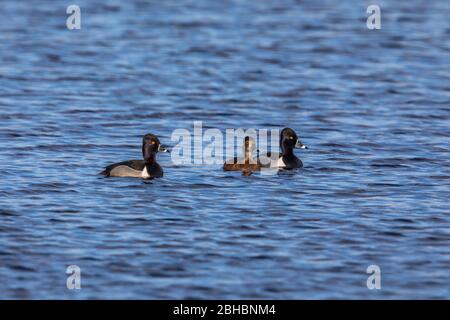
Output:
[280, 128, 307, 155]
[142, 134, 169, 162]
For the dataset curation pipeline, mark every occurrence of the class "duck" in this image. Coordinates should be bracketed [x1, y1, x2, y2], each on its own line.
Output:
[100, 133, 169, 179]
[223, 136, 261, 176]
[259, 127, 307, 169]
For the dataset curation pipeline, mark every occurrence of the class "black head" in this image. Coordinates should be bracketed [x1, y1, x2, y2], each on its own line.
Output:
[141, 134, 169, 160]
[280, 128, 307, 154]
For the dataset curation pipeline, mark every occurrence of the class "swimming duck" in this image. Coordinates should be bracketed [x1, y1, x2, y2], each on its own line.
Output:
[260, 128, 307, 169]
[223, 136, 261, 175]
[100, 133, 169, 179]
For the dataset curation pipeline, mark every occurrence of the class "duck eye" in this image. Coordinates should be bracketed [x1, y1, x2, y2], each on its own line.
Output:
[151, 141, 156, 145]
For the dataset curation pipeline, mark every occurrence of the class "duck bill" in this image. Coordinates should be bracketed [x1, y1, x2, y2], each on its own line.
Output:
[158, 144, 170, 153]
[295, 141, 308, 149]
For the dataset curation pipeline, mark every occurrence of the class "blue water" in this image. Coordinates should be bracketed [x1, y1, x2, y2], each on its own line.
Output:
[1, 0, 449, 299]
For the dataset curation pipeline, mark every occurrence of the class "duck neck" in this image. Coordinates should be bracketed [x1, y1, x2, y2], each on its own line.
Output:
[144, 153, 156, 165]
[281, 146, 294, 157]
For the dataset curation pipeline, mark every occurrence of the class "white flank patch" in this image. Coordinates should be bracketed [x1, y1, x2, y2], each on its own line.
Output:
[141, 166, 150, 178]
[275, 157, 286, 168]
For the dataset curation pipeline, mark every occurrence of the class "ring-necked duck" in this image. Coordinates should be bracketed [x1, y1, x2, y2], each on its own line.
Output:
[100, 134, 169, 179]
[259, 127, 307, 169]
[223, 136, 261, 175]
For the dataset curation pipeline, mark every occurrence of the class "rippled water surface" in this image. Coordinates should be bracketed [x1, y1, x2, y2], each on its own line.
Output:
[1, 0, 449, 299]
